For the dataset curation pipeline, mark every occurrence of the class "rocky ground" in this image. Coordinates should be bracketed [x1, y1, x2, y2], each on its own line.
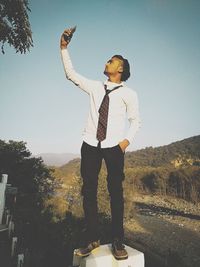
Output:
[124, 194, 200, 267]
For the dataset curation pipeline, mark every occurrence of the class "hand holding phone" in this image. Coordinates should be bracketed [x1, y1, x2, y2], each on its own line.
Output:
[60, 26, 76, 49]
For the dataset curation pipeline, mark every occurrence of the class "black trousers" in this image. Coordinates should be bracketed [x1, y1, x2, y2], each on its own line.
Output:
[80, 141, 125, 243]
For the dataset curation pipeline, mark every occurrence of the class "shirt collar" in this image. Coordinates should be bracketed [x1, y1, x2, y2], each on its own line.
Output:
[104, 80, 124, 90]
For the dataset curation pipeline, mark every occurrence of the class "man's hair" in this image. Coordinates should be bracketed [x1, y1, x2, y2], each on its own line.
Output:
[112, 55, 130, 81]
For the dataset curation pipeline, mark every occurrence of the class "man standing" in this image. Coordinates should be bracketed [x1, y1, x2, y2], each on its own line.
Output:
[60, 27, 141, 260]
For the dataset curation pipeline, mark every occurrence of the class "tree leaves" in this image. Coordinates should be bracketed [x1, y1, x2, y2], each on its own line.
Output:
[0, 0, 33, 54]
[0, 139, 56, 200]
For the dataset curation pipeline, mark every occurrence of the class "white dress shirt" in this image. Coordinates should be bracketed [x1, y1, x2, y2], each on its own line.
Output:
[61, 48, 141, 148]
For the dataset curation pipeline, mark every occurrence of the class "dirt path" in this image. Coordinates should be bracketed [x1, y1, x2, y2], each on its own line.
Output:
[124, 195, 200, 267]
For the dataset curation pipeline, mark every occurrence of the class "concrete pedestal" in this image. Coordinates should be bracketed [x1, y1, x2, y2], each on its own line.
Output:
[73, 244, 145, 267]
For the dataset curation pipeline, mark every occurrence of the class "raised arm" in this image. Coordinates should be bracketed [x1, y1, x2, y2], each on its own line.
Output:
[60, 27, 97, 94]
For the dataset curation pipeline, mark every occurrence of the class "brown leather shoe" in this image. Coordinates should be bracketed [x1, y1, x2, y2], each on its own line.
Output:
[112, 239, 128, 260]
[75, 240, 100, 257]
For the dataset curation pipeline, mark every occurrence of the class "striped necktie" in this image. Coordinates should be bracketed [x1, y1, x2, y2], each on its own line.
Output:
[96, 84, 122, 142]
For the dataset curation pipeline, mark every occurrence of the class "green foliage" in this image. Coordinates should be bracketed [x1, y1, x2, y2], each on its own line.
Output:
[126, 135, 200, 167]
[0, 139, 70, 265]
[0, 140, 55, 193]
[0, 0, 33, 54]
[0, 139, 57, 220]
[167, 167, 200, 203]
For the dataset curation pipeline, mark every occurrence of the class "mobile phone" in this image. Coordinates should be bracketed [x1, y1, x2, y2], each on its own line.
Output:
[63, 26, 76, 42]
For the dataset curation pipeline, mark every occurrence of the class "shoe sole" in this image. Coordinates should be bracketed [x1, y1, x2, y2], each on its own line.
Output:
[113, 254, 128, 260]
[112, 249, 128, 260]
[75, 246, 100, 257]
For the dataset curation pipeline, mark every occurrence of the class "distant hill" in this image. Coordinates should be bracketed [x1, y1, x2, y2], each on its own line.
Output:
[50, 135, 200, 214]
[58, 135, 200, 170]
[34, 153, 80, 167]
[44, 135, 200, 220]
[33, 135, 200, 169]
[125, 135, 200, 168]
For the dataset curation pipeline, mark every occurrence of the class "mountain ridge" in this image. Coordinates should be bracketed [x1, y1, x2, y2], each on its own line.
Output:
[34, 135, 200, 168]
[34, 152, 80, 167]
[125, 134, 200, 168]
[59, 134, 200, 169]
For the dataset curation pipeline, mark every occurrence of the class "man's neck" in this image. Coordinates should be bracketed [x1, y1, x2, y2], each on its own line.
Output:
[108, 76, 122, 84]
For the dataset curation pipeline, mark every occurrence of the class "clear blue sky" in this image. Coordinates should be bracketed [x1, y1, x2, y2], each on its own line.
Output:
[0, 0, 200, 155]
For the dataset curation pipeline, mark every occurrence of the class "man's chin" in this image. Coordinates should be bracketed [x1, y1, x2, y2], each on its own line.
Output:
[104, 70, 108, 76]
